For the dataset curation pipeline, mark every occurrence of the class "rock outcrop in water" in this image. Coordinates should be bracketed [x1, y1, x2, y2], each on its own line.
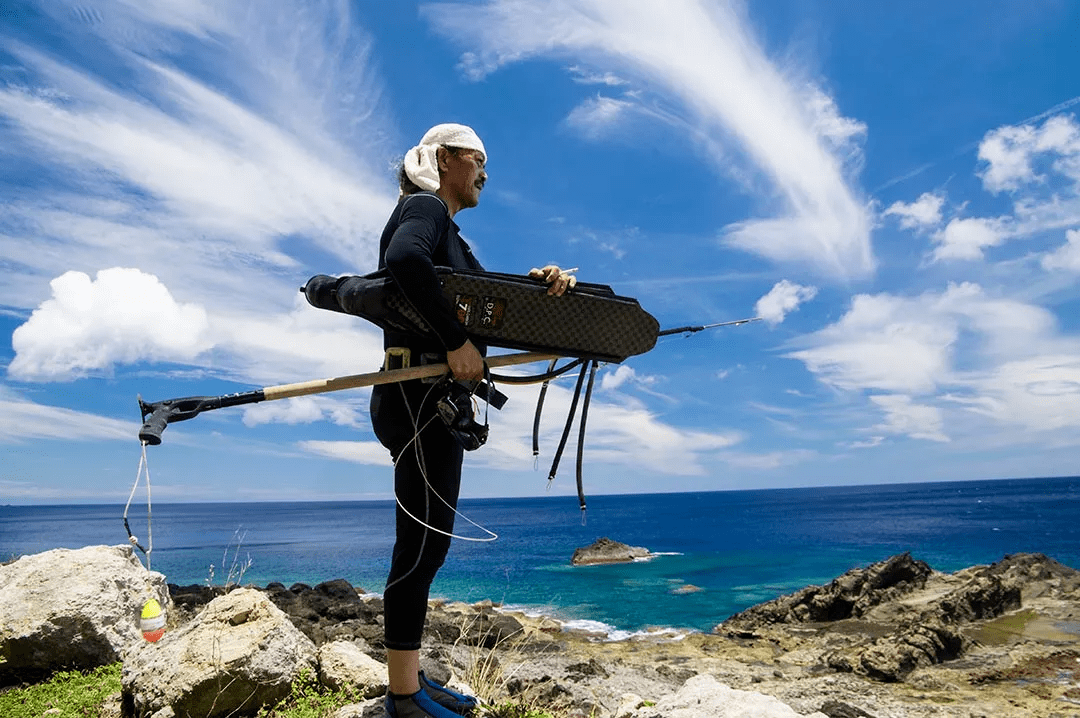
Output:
[571, 537, 652, 565]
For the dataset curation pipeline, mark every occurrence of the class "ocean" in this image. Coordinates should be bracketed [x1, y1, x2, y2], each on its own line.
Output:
[2, 476, 1078, 635]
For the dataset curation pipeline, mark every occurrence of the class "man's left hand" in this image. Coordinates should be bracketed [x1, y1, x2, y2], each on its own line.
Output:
[529, 265, 578, 297]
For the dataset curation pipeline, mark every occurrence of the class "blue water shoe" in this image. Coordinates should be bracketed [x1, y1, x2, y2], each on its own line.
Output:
[420, 671, 478, 715]
[385, 688, 467, 718]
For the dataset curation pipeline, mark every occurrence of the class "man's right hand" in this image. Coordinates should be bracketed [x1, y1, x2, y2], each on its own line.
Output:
[447, 340, 484, 382]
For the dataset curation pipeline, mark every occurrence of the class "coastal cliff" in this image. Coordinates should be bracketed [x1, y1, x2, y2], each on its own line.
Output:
[3, 547, 1079, 717]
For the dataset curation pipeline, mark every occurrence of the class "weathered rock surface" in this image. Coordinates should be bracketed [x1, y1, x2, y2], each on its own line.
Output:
[572, 537, 652, 565]
[122, 587, 317, 718]
[171, 578, 384, 649]
[317, 641, 385, 698]
[724, 553, 933, 628]
[720, 552, 1062, 683]
[619, 673, 829, 717]
[0, 545, 169, 675]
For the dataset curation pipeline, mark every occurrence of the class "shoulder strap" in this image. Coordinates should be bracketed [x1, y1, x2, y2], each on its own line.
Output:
[401, 191, 450, 217]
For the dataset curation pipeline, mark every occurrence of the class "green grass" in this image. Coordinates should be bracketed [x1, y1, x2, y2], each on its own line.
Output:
[255, 669, 362, 718]
[0, 663, 122, 718]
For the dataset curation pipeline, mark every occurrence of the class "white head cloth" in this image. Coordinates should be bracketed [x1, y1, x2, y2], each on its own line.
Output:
[403, 123, 486, 192]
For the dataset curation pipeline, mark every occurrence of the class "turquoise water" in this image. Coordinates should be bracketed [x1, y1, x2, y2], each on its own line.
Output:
[2, 476, 1077, 633]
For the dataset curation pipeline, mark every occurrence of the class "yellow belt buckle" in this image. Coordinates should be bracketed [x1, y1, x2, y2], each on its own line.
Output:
[384, 347, 411, 371]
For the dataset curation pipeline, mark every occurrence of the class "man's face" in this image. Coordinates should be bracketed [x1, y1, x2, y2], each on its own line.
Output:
[439, 147, 487, 210]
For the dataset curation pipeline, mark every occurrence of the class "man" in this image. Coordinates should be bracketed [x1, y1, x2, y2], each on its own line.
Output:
[372, 123, 575, 718]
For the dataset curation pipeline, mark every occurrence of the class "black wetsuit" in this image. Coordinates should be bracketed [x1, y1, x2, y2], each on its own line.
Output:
[370, 191, 483, 651]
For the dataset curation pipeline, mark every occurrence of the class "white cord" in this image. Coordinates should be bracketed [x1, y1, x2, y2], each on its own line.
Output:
[124, 441, 154, 570]
[394, 381, 498, 543]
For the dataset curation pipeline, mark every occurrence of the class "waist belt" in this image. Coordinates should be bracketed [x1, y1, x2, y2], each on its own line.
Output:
[383, 348, 447, 374]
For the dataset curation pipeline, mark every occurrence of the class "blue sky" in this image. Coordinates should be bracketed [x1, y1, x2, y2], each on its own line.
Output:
[2, 0, 1079, 505]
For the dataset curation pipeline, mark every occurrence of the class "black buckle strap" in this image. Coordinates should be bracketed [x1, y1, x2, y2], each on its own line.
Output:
[533, 358, 598, 522]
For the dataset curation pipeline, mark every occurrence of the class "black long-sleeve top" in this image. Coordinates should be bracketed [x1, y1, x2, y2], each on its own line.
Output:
[377, 191, 484, 355]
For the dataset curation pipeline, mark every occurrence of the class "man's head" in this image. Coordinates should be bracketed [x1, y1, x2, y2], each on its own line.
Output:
[400, 124, 487, 213]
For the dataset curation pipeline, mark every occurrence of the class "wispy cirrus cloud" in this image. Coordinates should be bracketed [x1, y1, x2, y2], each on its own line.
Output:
[0, 386, 135, 442]
[422, 0, 875, 279]
[1, 1, 395, 386]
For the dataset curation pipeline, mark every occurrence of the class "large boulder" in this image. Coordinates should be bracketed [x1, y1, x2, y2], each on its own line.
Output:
[317, 640, 385, 698]
[571, 537, 652, 566]
[0, 544, 169, 674]
[122, 587, 317, 718]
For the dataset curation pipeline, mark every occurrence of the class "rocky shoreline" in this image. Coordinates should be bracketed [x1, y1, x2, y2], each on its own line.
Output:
[3, 546, 1080, 717]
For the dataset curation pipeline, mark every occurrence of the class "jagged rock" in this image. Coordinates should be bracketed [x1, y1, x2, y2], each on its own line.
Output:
[818, 700, 877, 718]
[977, 552, 1080, 584]
[173, 577, 382, 648]
[829, 618, 968, 682]
[122, 587, 317, 718]
[0, 545, 169, 674]
[566, 658, 609, 681]
[424, 602, 525, 648]
[620, 673, 829, 718]
[723, 553, 932, 629]
[933, 575, 1020, 623]
[571, 537, 652, 566]
[318, 641, 386, 698]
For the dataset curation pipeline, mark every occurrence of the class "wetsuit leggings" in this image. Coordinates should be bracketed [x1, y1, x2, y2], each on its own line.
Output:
[370, 379, 464, 651]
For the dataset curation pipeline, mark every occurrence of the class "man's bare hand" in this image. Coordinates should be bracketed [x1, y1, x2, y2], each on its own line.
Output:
[529, 264, 578, 296]
[447, 340, 484, 381]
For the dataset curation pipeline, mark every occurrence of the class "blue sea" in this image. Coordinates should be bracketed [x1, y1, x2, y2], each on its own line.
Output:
[2, 477, 1078, 635]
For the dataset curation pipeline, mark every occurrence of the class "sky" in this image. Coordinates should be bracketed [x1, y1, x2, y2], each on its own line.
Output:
[1, 0, 1079, 506]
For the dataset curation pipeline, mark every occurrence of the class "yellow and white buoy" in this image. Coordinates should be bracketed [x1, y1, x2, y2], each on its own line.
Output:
[140, 598, 166, 642]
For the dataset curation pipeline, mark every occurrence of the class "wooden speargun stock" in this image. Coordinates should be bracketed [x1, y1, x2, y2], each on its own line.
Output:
[137, 350, 561, 446]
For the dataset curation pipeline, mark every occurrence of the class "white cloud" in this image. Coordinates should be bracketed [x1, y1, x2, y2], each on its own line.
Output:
[1042, 229, 1080, 272]
[424, 0, 875, 279]
[463, 378, 741, 477]
[978, 114, 1080, 193]
[804, 85, 867, 163]
[8, 268, 211, 381]
[884, 192, 945, 231]
[790, 282, 1064, 396]
[845, 435, 884, 449]
[298, 440, 393, 466]
[869, 394, 949, 443]
[790, 282, 1079, 442]
[946, 355, 1080, 433]
[204, 298, 385, 388]
[242, 396, 365, 428]
[930, 216, 1008, 261]
[8, 266, 385, 389]
[567, 65, 627, 86]
[716, 448, 816, 469]
[600, 364, 636, 391]
[0, 388, 135, 442]
[788, 292, 956, 394]
[755, 280, 818, 325]
[564, 95, 636, 139]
